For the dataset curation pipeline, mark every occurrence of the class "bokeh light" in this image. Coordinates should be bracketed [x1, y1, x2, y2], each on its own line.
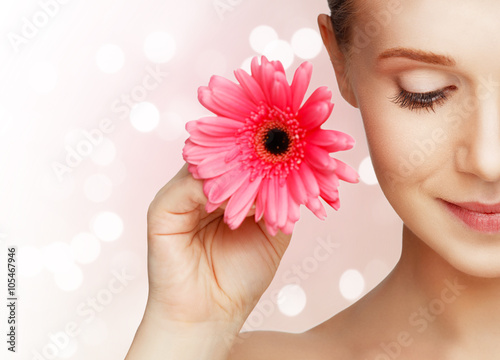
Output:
[91, 211, 124, 242]
[359, 156, 378, 185]
[291, 27, 323, 59]
[339, 269, 365, 300]
[130, 101, 160, 132]
[277, 284, 307, 316]
[249, 25, 279, 54]
[263, 39, 295, 70]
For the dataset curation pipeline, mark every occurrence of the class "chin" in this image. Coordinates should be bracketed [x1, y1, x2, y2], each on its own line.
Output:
[443, 246, 500, 279]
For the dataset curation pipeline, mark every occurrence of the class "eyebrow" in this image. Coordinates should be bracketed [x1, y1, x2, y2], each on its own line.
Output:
[377, 47, 456, 67]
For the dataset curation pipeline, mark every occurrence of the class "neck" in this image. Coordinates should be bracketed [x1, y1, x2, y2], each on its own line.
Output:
[389, 224, 500, 346]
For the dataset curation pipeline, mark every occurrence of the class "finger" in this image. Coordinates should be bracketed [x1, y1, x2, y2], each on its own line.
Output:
[149, 164, 258, 235]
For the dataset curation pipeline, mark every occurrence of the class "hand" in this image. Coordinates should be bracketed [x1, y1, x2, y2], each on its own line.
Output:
[145, 163, 293, 328]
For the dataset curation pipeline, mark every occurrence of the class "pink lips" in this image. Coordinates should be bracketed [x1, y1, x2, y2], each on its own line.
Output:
[441, 200, 500, 233]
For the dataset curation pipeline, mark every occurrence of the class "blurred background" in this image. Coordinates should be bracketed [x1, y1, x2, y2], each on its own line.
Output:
[0, 0, 402, 358]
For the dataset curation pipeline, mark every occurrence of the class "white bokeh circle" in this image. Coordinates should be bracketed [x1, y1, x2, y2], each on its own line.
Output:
[263, 40, 295, 70]
[291, 28, 323, 59]
[359, 156, 378, 185]
[144, 31, 176, 63]
[91, 211, 124, 242]
[95, 44, 125, 74]
[130, 101, 160, 132]
[249, 25, 279, 54]
[71, 232, 102, 264]
[277, 284, 307, 317]
[54, 263, 83, 291]
[83, 174, 113, 203]
[339, 269, 365, 300]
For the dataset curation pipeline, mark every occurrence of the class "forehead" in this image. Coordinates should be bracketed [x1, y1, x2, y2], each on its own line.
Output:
[354, 0, 500, 68]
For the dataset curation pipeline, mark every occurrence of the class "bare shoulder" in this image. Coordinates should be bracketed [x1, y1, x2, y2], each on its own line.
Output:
[227, 323, 352, 360]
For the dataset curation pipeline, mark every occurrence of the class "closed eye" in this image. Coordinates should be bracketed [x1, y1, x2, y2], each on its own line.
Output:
[390, 85, 457, 112]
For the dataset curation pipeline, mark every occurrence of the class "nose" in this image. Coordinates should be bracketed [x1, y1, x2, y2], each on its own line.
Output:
[455, 93, 500, 182]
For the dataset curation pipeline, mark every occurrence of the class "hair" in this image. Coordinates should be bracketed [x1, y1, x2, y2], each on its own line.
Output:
[327, 0, 356, 55]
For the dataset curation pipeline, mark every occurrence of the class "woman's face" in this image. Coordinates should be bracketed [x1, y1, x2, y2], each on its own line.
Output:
[332, 0, 500, 277]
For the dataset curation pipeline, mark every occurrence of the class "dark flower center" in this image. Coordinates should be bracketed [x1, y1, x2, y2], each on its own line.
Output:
[264, 128, 290, 155]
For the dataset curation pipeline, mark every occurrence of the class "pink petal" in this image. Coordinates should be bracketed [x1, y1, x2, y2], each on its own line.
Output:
[333, 158, 360, 183]
[276, 182, 288, 229]
[298, 162, 320, 197]
[196, 152, 241, 178]
[304, 145, 337, 172]
[198, 86, 248, 122]
[225, 176, 263, 229]
[298, 101, 333, 129]
[187, 117, 241, 137]
[211, 90, 255, 118]
[266, 224, 279, 237]
[259, 61, 276, 105]
[288, 196, 301, 222]
[271, 71, 291, 111]
[183, 143, 233, 164]
[205, 200, 224, 213]
[234, 68, 266, 105]
[321, 190, 340, 210]
[250, 56, 264, 88]
[188, 163, 200, 178]
[209, 75, 256, 111]
[270, 58, 286, 75]
[282, 219, 295, 235]
[290, 61, 312, 113]
[186, 126, 235, 148]
[205, 171, 250, 204]
[315, 171, 340, 193]
[265, 178, 278, 227]
[305, 129, 355, 153]
[287, 170, 308, 204]
[301, 86, 332, 108]
[255, 177, 267, 222]
[306, 197, 327, 220]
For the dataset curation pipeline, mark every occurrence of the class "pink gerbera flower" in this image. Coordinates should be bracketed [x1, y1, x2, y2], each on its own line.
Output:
[183, 56, 359, 236]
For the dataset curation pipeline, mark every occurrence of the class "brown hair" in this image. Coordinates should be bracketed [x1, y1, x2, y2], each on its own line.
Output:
[327, 0, 356, 54]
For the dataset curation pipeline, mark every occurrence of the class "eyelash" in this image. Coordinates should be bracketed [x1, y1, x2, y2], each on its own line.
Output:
[390, 85, 457, 112]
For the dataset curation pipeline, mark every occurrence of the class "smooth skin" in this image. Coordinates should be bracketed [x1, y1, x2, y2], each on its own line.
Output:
[126, 1, 500, 359]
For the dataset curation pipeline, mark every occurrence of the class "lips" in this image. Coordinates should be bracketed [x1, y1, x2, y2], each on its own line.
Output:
[441, 199, 500, 233]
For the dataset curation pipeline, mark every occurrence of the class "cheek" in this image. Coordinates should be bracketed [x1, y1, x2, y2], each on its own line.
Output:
[358, 98, 450, 199]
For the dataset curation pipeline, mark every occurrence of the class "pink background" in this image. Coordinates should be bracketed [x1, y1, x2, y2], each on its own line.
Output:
[0, 0, 402, 358]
